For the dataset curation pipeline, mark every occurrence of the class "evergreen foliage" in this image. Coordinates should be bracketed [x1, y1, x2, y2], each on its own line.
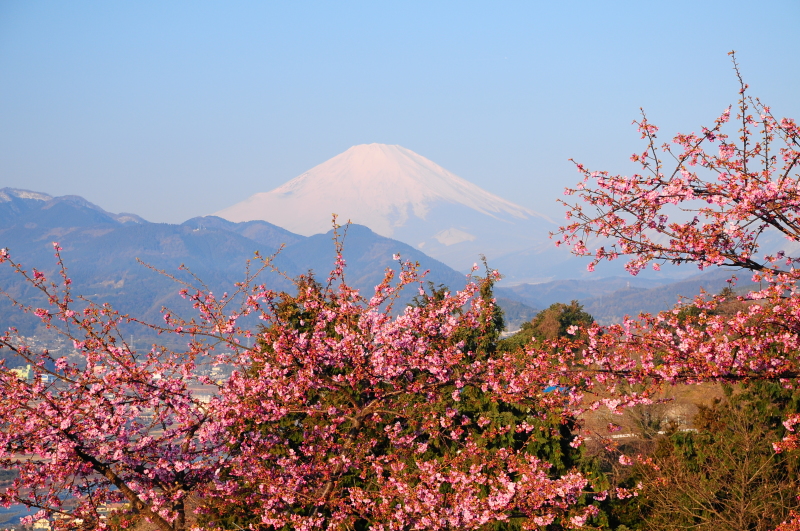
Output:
[498, 301, 593, 352]
[606, 383, 800, 530]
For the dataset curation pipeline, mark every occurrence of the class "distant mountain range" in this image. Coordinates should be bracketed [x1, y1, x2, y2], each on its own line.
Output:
[0, 188, 539, 340]
[499, 270, 742, 326]
[0, 186, 743, 343]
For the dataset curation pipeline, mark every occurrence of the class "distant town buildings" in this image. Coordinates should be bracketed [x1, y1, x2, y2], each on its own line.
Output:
[9, 365, 32, 382]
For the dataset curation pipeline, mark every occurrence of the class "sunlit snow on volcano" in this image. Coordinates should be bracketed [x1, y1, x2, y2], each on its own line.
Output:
[215, 143, 561, 279]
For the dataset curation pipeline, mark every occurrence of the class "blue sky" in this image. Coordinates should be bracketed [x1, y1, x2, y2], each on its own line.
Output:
[1, 1, 798, 224]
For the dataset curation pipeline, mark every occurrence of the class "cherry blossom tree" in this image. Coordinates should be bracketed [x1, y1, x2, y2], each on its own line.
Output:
[555, 52, 800, 529]
[553, 51, 800, 387]
[0, 245, 238, 531]
[0, 236, 606, 530]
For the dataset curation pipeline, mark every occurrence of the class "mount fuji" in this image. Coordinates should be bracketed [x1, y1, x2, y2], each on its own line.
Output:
[215, 144, 570, 281]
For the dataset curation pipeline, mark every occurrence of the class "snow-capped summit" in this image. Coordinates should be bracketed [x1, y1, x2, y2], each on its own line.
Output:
[215, 144, 559, 277]
[216, 144, 548, 235]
